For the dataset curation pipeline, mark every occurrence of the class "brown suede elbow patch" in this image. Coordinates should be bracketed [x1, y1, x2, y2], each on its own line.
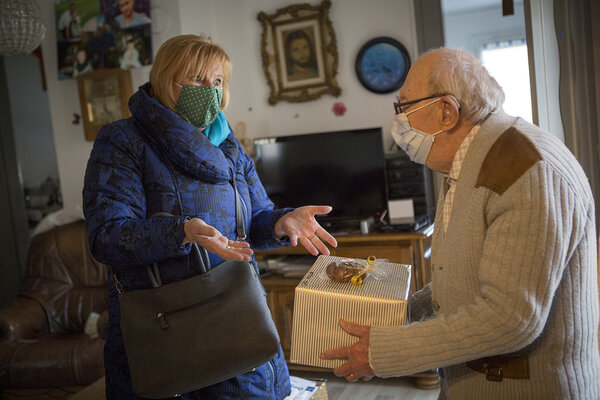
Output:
[475, 128, 542, 195]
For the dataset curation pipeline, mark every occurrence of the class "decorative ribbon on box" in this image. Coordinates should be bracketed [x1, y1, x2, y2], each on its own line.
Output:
[290, 255, 411, 369]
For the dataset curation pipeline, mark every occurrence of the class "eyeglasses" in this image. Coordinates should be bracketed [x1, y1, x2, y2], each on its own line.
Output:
[394, 94, 446, 115]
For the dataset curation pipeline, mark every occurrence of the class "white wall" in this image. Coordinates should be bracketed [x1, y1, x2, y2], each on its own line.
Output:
[177, 0, 418, 141]
[4, 54, 58, 188]
[37, 0, 180, 209]
[36, 0, 418, 209]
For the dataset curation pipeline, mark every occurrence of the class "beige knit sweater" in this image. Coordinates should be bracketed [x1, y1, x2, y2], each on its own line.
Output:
[369, 110, 600, 399]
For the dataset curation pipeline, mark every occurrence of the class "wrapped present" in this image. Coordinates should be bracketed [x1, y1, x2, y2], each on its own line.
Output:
[290, 255, 411, 369]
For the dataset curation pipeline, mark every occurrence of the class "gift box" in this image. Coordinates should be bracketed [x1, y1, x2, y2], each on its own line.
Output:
[290, 255, 411, 369]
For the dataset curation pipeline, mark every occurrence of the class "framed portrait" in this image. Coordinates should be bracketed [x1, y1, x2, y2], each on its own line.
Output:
[257, 0, 341, 105]
[76, 68, 133, 141]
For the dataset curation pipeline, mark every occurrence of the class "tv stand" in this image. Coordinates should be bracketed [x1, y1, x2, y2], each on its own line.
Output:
[317, 217, 369, 235]
[255, 224, 440, 389]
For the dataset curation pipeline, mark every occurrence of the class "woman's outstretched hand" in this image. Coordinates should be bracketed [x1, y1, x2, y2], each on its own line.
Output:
[274, 206, 338, 256]
[183, 218, 253, 261]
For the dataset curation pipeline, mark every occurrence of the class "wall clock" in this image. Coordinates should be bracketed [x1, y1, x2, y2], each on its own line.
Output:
[355, 37, 411, 94]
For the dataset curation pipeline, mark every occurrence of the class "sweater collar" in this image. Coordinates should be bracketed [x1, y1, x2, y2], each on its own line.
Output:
[128, 83, 238, 183]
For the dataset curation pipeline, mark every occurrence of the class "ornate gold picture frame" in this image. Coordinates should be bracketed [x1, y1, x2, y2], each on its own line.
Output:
[257, 0, 341, 105]
[76, 68, 133, 141]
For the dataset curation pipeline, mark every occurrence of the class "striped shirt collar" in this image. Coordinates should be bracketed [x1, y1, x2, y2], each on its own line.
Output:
[447, 125, 480, 181]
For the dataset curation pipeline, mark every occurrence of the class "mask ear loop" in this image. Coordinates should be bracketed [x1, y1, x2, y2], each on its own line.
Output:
[432, 94, 461, 138]
[431, 102, 448, 139]
[405, 97, 443, 116]
[403, 97, 446, 139]
[431, 129, 444, 141]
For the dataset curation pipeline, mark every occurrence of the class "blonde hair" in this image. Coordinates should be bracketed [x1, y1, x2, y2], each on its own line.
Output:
[150, 34, 232, 110]
[424, 48, 504, 124]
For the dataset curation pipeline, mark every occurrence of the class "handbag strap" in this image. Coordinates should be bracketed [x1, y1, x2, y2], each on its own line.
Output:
[146, 178, 246, 289]
[146, 212, 210, 289]
[146, 243, 209, 288]
[231, 177, 246, 241]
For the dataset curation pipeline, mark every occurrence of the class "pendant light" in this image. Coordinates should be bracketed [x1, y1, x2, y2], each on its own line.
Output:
[0, 0, 46, 56]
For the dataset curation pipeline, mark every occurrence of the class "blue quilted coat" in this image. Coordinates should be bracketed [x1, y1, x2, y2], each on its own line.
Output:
[83, 83, 292, 399]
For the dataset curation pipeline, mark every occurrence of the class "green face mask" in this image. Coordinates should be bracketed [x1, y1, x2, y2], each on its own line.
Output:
[174, 85, 223, 129]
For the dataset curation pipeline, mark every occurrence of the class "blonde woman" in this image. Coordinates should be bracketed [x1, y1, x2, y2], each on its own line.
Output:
[83, 34, 336, 399]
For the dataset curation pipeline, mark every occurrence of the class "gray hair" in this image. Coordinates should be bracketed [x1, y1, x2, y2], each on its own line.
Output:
[424, 48, 505, 124]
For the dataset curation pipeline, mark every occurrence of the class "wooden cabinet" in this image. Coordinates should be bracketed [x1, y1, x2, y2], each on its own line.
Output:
[264, 278, 296, 357]
[256, 225, 440, 388]
[257, 225, 434, 295]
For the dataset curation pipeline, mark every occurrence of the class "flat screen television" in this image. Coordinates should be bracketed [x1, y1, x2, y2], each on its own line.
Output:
[253, 127, 388, 232]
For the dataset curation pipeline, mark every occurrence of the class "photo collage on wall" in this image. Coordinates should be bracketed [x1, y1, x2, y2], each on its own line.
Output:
[56, 0, 152, 80]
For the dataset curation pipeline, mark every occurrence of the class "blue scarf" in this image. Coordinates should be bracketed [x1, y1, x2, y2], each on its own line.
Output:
[204, 112, 231, 147]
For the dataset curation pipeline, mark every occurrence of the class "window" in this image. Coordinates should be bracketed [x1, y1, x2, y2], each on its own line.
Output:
[481, 39, 532, 123]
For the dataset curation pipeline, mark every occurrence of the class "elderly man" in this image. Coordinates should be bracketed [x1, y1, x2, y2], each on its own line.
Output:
[321, 48, 600, 399]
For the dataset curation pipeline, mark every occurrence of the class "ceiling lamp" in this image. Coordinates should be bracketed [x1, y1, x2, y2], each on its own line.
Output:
[0, 0, 46, 56]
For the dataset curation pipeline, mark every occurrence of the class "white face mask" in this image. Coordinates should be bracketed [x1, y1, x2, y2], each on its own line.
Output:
[391, 98, 444, 165]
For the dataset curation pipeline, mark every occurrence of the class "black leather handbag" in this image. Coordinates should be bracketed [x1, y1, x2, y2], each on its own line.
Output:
[117, 182, 280, 398]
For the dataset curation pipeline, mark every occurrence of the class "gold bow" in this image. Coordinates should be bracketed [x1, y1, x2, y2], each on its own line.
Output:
[351, 256, 377, 286]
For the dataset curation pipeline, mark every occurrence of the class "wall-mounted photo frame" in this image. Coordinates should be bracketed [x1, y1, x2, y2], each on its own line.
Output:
[76, 68, 133, 141]
[257, 0, 341, 105]
[56, 0, 153, 80]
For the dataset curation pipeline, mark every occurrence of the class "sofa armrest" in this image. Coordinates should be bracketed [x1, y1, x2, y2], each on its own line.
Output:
[0, 297, 48, 342]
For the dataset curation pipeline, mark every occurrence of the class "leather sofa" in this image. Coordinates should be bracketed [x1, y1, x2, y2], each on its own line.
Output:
[0, 220, 108, 397]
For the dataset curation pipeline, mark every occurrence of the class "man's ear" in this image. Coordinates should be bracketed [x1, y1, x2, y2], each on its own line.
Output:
[440, 97, 460, 130]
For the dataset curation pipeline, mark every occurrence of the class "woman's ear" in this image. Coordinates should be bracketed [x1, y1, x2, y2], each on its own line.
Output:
[440, 97, 460, 130]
